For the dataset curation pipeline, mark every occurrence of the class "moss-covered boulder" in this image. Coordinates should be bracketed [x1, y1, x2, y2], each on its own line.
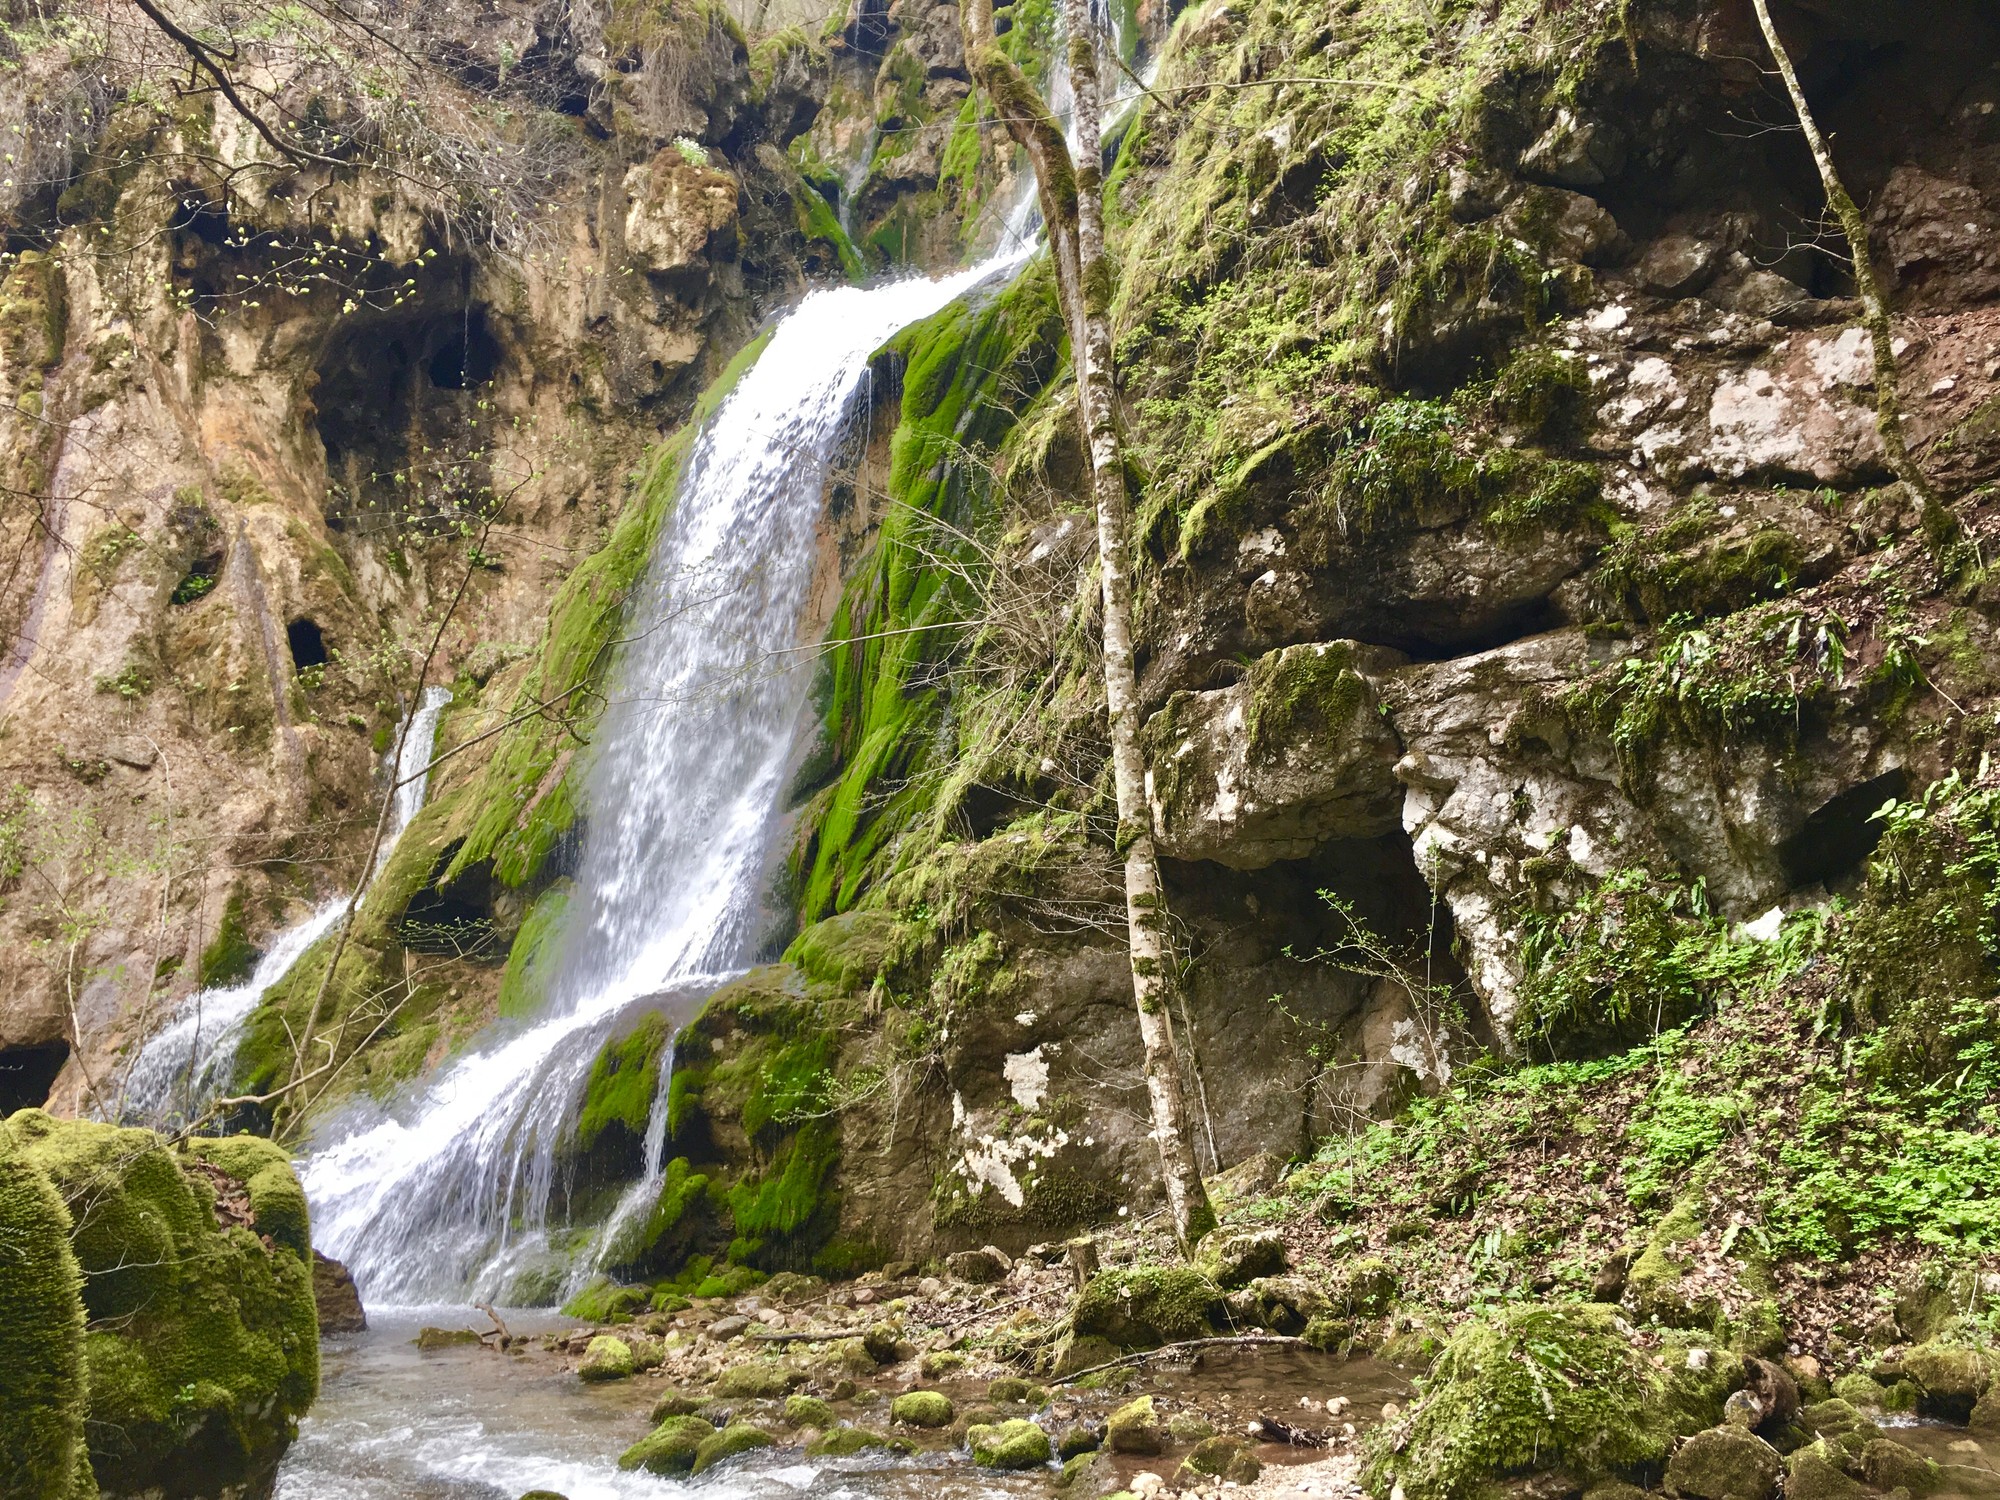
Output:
[0, 1139, 95, 1500]
[690, 1422, 775, 1474]
[1861, 1438, 1942, 1494]
[1105, 1395, 1162, 1455]
[1902, 1338, 1997, 1422]
[986, 1376, 1046, 1407]
[9, 1113, 318, 1499]
[715, 1359, 803, 1398]
[967, 1418, 1053, 1469]
[1196, 1228, 1289, 1289]
[1072, 1266, 1223, 1349]
[806, 1424, 907, 1456]
[1180, 1434, 1263, 1484]
[1779, 1441, 1863, 1500]
[1367, 1304, 1737, 1500]
[782, 1394, 833, 1429]
[577, 1335, 636, 1381]
[618, 1414, 715, 1474]
[890, 1389, 954, 1427]
[1668, 1428, 1783, 1500]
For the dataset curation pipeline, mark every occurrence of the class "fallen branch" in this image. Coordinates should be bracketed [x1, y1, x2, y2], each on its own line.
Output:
[1049, 1334, 1309, 1386]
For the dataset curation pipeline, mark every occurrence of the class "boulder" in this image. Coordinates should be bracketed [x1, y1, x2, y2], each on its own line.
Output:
[1057, 1423, 1103, 1458]
[1180, 1435, 1263, 1484]
[1106, 1395, 1162, 1455]
[986, 1376, 1047, 1406]
[416, 1326, 482, 1350]
[967, 1418, 1053, 1469]
[1142, 642, 1404, 869]
[312, 1252, 367, 1334]
[945, 1247, 1010, 1284]
[783, 1394, 834, 1429]
[1521, 107, 1628, 187]
[713, 1359, 803, 1398]
[578, 1335, 636, 1381]
[1637, 235, 1725, 298]
[1903, 1339, 1996, 1421]
[618, 1414, 716, 1475]
[1072, 1266, 1224, 1350]
[1860, 1437, 1942, 1494]
[1781, 1442, 1865, 1500]
[1196, 1228, 1288, 1289]
[890, 1390, 955, 1428]
[806, 1425, 907, 1456]
[1667, 1428, 1783, 1500]
[690, 1422, 774, 1475]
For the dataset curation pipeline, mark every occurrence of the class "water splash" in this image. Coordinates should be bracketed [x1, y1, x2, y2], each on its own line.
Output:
[118, 685, 453, 1129]
[303, 253, 1027, 1305]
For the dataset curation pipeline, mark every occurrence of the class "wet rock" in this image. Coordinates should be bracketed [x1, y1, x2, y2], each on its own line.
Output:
[1056, 1422, 1103, 1458]
[713, 1359, 803, 1399]
[1799, 1400, 1876, 1440]
[650, 1388, 701, 1422]
[690, 1422, 774, 1475]
[1197, 1228, 1289, 1289]
[1860, 1437, 1942, 1494]
[1638, 235, 1725, 298]
[987, 1376, 1047, 1406]
[806, 1425, 908, 1457]
[783, 1394, 835, 1429]
[706, 1315, 750, 1340]
[577, 1335, 635, 1381]
[416, 1326, 481, 1351]
[890, 1390, 955, 1428]
[1667, 1427, 1783, 1500]
[1143, 641, 1403, 869]
[618, 1414, 716, 1475]
[1058, 1451, 1116, 1492]
[1783, 1442, 1866, 1500]
[1167, 1412, 1216, 1443]
[967, 1418, 1053, 1469]
[945, 1246, 1010, 1283]
[1180, 1434, 1263, 1484]
[1106, 1395, 1162, 1455]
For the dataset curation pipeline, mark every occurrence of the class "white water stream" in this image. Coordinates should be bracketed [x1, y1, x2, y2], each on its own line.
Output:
[301, 254, 1027, 1306]
[119, 685, 452, 1129]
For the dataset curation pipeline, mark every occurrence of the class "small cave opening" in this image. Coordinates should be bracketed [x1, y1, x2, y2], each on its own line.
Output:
[287, 617, 328, 670]
[170, 550, 223, 606]
[1779, 768, 1910, 894]
[399, 842, 505, 960]
[0, 1040, 69, 1113]
[425, 308, 502, 390]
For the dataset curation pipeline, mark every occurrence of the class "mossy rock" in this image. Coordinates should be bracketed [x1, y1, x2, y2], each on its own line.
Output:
[1366, 1304, 1734, 1500]
[1668, 1428, 1783, 1500]
[578, 1335, 636, 1381]
[967, 1418, 1053, 1470]
[1051, 1332, 1121, 1377]
[714, 1359, 803, 1398]
[806, 1425, 908, 1457]
[10, 1113, 318, 1498]
[1196, 1229, 1288, 1290]
[618, 1414, 715, 1474]
[920, 1349, 967, 1378]
[1072, 1265, 1223, 1349]
[1779, 1441, 1863, 1500]
[987, 1376, 1047, 1407]
[690, 1422, 775, 1474]
[1105, 1395, 1161, 1455]
[890, 1390, 954, 1427]
[1167, 1412, 1216, 1443]
[1902, 1339, 1997, 1422]
[1180, 1434, 1262, 1484]
[0, 1141, 94, 1500]
[783, 1394, 835, 1429]
[1799, 1399, 1877, 1440]
[650, 1387, 700, 1422]
[1860, 1438, 1941, 1494]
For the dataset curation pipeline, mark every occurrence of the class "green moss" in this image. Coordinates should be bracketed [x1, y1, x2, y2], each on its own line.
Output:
[577, 1014, 670, 1155]
[784, 909, 909, 991]
[8, 1113, 316, 1497]
[560, 1278, 650, 1323]
[198, 887, 257, 987]
[184, 1135, 311, 1257]
[808, 1425, 905, 1456]
[891, 1390, 955, 1427]
[497, 883, 570, 1019]
[578, 1334, 636, 1381]
[691, 1422, 775, 1474]
[1363, 1303, 1729, 1500]
[1243, 641, 1369, 761]
[0, 1133, 95, 1500]
[619, 1413, 715, 1474]
[1072, 1266, 1223, 1349]
[968, 1418, 1053, 1469]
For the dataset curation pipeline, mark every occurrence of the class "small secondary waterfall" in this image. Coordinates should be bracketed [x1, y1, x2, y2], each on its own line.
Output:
[119, 685, 453, 1129]
[303, 254, 1026, 1304]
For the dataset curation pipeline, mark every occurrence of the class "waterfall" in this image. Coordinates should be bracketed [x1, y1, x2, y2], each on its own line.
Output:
[301, 254, 1028, 1305]
[119, 685, 453, 1129]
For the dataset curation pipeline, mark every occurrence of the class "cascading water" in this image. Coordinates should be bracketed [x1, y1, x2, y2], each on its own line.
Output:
[302, 252, 1028, 1305]
[118, 685, 453, 1129]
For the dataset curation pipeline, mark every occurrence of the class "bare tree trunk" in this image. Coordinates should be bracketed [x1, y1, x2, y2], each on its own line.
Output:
[1062, 0, 1215, 1254]
[1748, 0, 1949, 535]
[960, 0, 1215, 1251]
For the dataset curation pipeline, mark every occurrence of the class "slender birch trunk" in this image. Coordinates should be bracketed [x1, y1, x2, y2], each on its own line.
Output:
[1748, 0, 1949, 535]
[961, 0, 1217, 1250]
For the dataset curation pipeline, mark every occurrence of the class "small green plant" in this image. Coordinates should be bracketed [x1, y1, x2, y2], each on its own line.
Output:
[671, 136, 710, 167]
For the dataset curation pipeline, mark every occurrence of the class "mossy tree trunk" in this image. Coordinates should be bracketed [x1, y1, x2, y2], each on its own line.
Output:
[1747, 0, 1954, 546]
[959, 0, 1217, 1251]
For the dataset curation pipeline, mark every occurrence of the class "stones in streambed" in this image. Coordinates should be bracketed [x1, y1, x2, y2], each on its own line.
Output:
[1901, 1338, 1999, 1422]
[313, 1251, 367, 1334]
[713, 1358, 804, 1398]
[987, 1376, 1047, 1407]
[1179, 1434, 1262, 1485]
[417, 1326, 484, 1350]
[1667, 1427, 1783, 1500]
[577, 1335, 636, 1381]
[783, 1394, 836, 1429]
[650, 1387, 701, 1422]
[966, 1418, 1053, 1470]
[807, 1425, 911, 1457]
[619, 1414, 715, 1475]
[1057, 1422, 1104, 1458]
[1106, 1395, 1163, 1454]
[890, 1389, 955, 1427]
[691, 1422, 776, 1475]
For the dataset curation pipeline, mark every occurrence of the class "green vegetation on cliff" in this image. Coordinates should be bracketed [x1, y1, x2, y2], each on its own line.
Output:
[0, 1133, 95, 1500]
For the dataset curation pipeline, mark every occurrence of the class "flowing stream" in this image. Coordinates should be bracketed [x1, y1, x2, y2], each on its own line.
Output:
[300, 252, 1027, 1307]
[118, 685, 452, 1129]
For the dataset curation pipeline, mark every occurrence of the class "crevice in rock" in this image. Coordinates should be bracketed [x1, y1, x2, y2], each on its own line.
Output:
[400, 841, 505, 960]
[0, 1038, 68, 1112]
[1779, 767, 1910, 895]
[286, 616, 327, 670]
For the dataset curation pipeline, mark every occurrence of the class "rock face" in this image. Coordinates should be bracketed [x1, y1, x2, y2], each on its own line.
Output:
[0, 1112, 319, 1499]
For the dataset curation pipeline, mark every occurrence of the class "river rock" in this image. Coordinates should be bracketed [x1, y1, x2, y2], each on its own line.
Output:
[1784, 1442, 1867, 1500]
[577, 1335, 636, 1381]
[890, 1390, 955, 1428]
[945, 1246, 1010, 1283]
[311, 1252, 367, 1334]
[1180, 1435, 1262, 1484]
[1106, 1395, 1162, 1455]
[967, 1418, 1053, 1469]
[806, 1425, 906, 1456]
[1196, 1228, 1289, 1288]
[1903, 1339, 1997, 1421]
[706, 1315, 750, 1340]
[714, 1359, 803, 1398]
[690, 1422, 775, 1475]
[416, 1326, 482, 1350]
[618, 1415, 716, 1475]
[1860, 1437, 1943, 1493]
[1667, 1427, 1783, 1500]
